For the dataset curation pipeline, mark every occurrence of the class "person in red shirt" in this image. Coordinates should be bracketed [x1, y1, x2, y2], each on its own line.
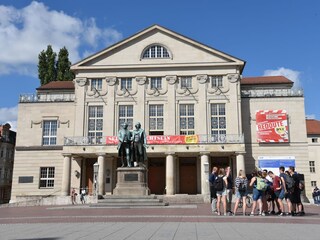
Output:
[268, 171, 285, 216]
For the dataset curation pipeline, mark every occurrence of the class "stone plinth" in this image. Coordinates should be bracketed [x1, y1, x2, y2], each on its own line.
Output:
[113, 167, 150, 195]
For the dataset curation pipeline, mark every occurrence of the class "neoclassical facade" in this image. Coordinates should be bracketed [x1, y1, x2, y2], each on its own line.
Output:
[11, 25, 311, 204]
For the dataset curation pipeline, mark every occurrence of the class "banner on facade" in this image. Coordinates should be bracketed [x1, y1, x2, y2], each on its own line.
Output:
[106, 135, 200, 145]
[258, 156, 295, 175]
[256, 110, 289, 143]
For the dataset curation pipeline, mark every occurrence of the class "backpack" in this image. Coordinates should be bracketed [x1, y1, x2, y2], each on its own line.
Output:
[238, 181, 246, 192]
[213, 176, 224, 191]
[256, 177, 268, 191]
[285, 175, 295, 189]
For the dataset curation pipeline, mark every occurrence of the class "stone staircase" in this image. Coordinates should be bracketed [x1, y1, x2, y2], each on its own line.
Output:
[90, 195, 169, 208]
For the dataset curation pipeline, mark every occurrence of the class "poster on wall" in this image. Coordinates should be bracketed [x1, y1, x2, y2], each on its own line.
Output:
[258, 156, 295, 175]
[256, 110, 289, 143]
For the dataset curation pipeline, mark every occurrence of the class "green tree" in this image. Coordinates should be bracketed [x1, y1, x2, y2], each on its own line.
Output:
[56, 47, 75, 81]
[38, 45, 57, 85]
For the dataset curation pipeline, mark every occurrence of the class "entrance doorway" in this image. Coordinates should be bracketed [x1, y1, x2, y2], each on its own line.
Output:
[179, 157, 197, 194]
[148, 158, 165, 194]
[84, 159, 96, 195]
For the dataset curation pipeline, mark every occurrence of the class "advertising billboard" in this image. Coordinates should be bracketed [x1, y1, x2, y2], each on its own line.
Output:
[256, 110, 289, 143]
[258, 156, 295, 175]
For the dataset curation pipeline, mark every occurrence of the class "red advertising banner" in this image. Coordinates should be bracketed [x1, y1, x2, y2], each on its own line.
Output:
[256, 110, 289, 143]
[106, 135, 200, 145]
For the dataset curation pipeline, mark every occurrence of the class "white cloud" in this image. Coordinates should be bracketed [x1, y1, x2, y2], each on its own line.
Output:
[263, 67, 301, 88]
[0, 106, 18, 131]
[0, 1, 122, 76]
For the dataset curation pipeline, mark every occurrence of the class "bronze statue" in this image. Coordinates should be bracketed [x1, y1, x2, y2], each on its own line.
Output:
[131, 122, 148, 167]
[117, 122, 132, 167]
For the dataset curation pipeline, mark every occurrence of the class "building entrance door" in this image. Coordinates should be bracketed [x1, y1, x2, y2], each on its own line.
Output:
[148, 158, 165, 194]
[85, 159, 96, 195]
[179, 157, 197, 194]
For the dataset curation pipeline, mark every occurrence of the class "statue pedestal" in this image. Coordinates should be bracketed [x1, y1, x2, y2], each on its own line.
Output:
[113, 167, 150, 195]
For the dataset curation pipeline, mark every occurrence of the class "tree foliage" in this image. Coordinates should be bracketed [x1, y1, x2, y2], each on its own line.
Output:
[38, 45, 74, 85]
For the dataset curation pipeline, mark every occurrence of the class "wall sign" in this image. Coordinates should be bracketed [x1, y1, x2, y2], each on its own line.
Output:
[256, 110, 289, 143]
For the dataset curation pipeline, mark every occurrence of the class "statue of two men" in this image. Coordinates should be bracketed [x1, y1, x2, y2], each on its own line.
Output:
[117, 122, 148, 167]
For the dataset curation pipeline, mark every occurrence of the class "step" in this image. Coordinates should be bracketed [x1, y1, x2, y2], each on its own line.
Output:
[90, 202, 168, 207]
[98, 198, 163, 203]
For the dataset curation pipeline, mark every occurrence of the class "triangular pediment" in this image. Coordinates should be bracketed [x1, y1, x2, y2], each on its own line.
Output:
[72, 25, 245, 71]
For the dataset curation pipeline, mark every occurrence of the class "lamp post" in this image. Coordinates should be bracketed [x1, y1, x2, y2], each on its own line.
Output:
[93, 162, 99, 199]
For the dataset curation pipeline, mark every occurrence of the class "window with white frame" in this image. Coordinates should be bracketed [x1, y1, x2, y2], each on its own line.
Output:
[149, 105, 164, 135]
[39, 167, 55, 188]
[88, 106, 103, 141]
[211, 104, 226, 137]
[119, 105, 133, 130]
[88, 106, 103, 143]
[312, 138, 318, 143]
[180, 76, 192, 89]
[180, 104, 195, 135]
[42, 120, 57, 145]
[311, 181, 317, 187]
[91, 78, 102, 91]
[310, 161, 316, 173]
[150, 77, 162, 90]
[211, 75, 223, 88]
[142, 45, 170, 59]
[120, 78, 132, 91]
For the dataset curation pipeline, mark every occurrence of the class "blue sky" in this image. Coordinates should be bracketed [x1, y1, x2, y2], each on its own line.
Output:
[1, 0, 320, 130]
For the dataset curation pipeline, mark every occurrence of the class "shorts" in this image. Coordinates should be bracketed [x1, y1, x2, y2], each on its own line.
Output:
[290, 189, 302, 204]
[252, 188, 264, 201]
[235, 190, 248, 199]
[274, 189, 285, 200]
[216, 188, 227, 196]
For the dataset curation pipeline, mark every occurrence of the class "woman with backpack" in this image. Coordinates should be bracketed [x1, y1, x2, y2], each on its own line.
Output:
[233, 170, 248, 216]
[215, 168, 228, 216]
[249, 170, 267, 216]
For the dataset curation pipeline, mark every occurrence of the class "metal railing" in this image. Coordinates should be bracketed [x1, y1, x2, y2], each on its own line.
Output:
[64, 134, 244, 146]
[19, 93, 75, 103]
[241, 88, 303, 98]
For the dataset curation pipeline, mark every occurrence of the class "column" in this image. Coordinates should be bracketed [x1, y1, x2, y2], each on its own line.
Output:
[200, 152, 210, 195]
[61, 154, 72, 196]
[236, 152, 245, 175]
[97, 153, 106, 196]
[165, 152, 176, 195]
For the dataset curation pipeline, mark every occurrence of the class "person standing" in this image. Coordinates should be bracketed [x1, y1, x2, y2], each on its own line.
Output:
[288, 166, 303, 216]
[225, 166, 233, 215]
[233, 170, 248, 216]
[71, 188, 77, 205]
[209, 166, 218, 213]
[268, 171, 285, 216]
[215, 168, 228, 216]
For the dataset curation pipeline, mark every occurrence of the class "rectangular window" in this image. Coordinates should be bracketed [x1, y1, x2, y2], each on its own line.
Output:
[119, 105, 133, 130]
[311, 181, 317, 187]
[88, 106, 103, 142]
[120, 78, 132, 90]
[42, 120, 57, 145]
[211, 104, 226, 140]
[211, 75, 223, 88]
[149, 105, 164, 135]
[91, 79, 102, 91]
[180, 76, 192, 89]
[310, 161, 316, 173]
[150, 77, 162, 90]
[4, 168, 8, 179]
[180, 104, 195, 135]
[39, 167, 55, 188]
[312, 138, 318, 143]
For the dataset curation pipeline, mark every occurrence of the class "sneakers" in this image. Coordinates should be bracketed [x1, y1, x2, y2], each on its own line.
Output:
[250, 212, 255, 216]
[278, 212, 284, 216]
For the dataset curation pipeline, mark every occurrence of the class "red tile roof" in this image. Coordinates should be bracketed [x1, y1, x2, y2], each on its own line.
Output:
[306, 119, 320, 135]
[241, 76, 293, 85]
[36, 81, 74, 90]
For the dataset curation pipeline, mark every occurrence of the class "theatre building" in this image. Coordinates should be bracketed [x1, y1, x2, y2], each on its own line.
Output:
[10, 25, 311, 204]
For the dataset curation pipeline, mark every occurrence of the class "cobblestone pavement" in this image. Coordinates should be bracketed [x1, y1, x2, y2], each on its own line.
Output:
[1, 204, 320, 239]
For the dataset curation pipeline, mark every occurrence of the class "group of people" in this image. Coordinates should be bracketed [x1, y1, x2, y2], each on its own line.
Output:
[117, 122, 147, 167]
[71, 187, 87, 205]
[209, 165, 305, 216]
[313, 187, 320, 205]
